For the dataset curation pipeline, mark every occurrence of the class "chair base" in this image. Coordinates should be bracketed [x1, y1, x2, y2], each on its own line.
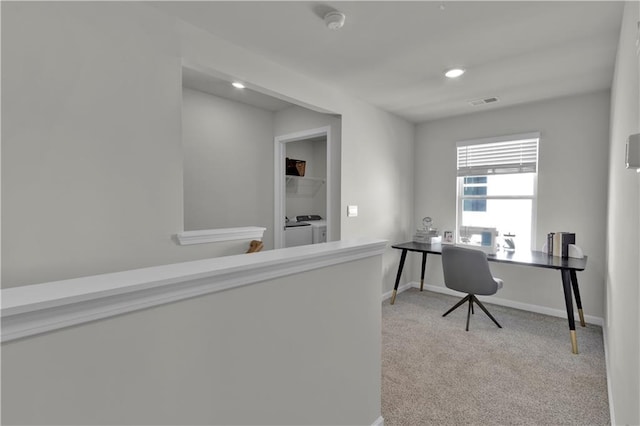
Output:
[442, 294, 502, 331]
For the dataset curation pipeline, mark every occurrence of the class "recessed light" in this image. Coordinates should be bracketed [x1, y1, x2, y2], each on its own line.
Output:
[232, 81, 245, 89]
[445, 68, 465, 78]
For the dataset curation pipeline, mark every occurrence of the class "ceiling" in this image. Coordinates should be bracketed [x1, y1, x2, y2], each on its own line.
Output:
[183, 67, 294, 112]
[156, 1, 624, 123]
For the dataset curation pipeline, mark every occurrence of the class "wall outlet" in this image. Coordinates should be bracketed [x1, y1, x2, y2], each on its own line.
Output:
[347, 205, 358, 217]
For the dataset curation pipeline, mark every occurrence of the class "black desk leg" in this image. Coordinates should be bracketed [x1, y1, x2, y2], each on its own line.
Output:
[420, 253, 427, 291]
[561, 269, 578, 354]
[391, 250, 408, 305]
[570, 270, 586, 327]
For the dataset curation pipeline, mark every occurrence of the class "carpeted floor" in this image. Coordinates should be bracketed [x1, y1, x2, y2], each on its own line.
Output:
[382, 289, 609, 425]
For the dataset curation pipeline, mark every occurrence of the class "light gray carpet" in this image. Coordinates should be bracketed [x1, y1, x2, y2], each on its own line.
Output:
[382, 289, 609, 426]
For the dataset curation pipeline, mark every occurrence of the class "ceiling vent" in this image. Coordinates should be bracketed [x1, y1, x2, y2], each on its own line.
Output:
[468, 97, 500, 106]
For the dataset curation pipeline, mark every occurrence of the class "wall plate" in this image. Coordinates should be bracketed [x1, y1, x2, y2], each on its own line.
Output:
[625, 133, 640, 169]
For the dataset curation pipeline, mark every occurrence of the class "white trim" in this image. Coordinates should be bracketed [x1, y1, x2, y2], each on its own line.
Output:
[602, 323, 616, 425]
[456, 131, 541, 147]
[274, 126, 332, 249]
[1, 239, 386, 343]
[411, 282, 604, 326]
[176, 227, 266, 245]
[382, 282, 414, 302]
[371, 415, 384, 426]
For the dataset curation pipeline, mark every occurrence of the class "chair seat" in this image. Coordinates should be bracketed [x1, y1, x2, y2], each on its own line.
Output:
[441, 245, 504, 330]
[493, 277, 503, 290]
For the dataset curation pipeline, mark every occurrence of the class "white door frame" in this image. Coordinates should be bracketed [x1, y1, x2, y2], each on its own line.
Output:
[274, 126, 331, 249]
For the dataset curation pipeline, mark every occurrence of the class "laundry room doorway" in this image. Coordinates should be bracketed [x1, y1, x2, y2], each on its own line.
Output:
[274, 126, 332, 249]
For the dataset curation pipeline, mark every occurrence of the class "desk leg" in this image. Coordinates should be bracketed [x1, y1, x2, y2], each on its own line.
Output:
[420, 253, 427, 291]
[570, 270, 586, 327]
[561, 269, 578, 354]
[391, 250, 408, 305]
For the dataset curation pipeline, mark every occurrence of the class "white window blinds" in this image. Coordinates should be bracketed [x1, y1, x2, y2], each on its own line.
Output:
[456, 132, 539, 176]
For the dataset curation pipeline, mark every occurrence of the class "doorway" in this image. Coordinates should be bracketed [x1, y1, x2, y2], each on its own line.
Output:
[274, 126, 331, 249]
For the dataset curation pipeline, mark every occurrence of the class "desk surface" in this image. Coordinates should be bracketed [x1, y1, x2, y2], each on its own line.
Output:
[391, 242, 587, 271]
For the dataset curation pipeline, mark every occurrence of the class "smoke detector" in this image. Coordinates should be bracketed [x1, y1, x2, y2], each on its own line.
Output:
[468, 97, 500, 106]
[324, 11, 346, 30]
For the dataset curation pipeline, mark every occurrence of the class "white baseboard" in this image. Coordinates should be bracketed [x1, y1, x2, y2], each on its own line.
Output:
[405, 281, 604, 326]
[382, 282, 414, 301]
[371, 415, 384, 426]
[601, 323, 615, 425]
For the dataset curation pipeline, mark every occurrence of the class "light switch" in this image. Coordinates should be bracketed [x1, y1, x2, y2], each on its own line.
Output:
[636, 21, 639, 55]
[347, 205, 358, 217]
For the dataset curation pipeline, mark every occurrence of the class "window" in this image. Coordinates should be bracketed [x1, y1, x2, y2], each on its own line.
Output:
[456, 133, 539, 250]
[463, 177, 487, 212]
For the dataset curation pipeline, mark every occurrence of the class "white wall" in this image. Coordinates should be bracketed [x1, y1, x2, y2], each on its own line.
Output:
[1, 2, 243, 286]
[182, 88, 275, 248]
[339, 104, 416, 291]
[605, 2, 640, 424]
[414, 91, 610, 318]
[1, 5, 414, 424]
[1, 2, 415, 289]
[1, 254, 383, 425]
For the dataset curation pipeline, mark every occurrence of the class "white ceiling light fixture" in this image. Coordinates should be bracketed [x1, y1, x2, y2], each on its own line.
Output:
[445, 68, 465, 78]
[324, 11, 346, 30]
[231, 81, 245, 89]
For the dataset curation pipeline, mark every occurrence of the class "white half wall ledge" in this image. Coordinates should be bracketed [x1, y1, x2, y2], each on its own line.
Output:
[1, 238, 387, 343]
[176, 226, 266, 245]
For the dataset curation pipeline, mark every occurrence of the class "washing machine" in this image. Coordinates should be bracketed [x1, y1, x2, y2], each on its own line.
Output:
[311, 221, 327, 243]
[296, 215, 327, 244]
[285, 222, 312, 247]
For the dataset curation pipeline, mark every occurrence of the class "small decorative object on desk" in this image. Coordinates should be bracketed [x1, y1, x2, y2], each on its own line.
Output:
[502, 232, 516, 252]
[443, 230, 454, 244]
[457, 226, 497, 255]
[413, 216, 440, 243]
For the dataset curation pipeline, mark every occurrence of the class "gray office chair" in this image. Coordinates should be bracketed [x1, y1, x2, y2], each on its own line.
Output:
[441, 245, 503, 331]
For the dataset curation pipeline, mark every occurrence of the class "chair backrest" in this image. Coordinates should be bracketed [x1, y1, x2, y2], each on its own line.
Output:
[441, 245, 499, 296]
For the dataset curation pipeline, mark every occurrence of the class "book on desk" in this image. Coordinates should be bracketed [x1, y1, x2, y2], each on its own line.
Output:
[546, 232, 580, 258]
